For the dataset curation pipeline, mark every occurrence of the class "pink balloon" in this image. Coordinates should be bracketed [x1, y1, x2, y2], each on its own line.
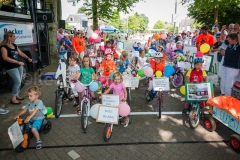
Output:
[166, 43, 170, 49]
[94, 30, 100, 35]
[75, 81, 85, 92]
[95, 36, 101, 43]
[119, 103, 131, 116]
[100, 77, 106, 84]
[144, 67, 153, 77]
[161, 33, 167, 39]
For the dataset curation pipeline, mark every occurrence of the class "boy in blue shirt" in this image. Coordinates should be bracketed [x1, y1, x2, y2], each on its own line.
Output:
[132, 42, 142, 51]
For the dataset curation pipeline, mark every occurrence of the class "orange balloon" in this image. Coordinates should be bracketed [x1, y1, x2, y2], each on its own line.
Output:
[154, 34, 160, 40]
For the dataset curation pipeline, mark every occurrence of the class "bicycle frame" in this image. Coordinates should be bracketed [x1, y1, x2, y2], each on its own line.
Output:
[156, 88, 164, 119]
[81, 86, 91, 115]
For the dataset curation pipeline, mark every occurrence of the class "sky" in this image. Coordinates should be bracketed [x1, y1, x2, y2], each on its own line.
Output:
[61, 0, 189, 29]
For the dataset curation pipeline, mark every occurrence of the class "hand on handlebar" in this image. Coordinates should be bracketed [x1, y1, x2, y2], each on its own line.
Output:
[14, 116, 19, 120]
[122, 98, 126, 102]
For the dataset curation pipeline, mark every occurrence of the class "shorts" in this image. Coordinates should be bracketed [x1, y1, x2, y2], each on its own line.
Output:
[30, 119, 43, 131]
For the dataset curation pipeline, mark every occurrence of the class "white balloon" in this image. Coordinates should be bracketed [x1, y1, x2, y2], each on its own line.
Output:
[90, 103, 100, 119]
[92, 33, 98, 39]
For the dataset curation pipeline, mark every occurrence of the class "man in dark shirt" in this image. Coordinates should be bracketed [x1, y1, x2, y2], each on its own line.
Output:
[211, 33, 222, 62]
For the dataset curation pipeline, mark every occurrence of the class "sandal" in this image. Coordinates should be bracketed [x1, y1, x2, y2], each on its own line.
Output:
[16, 97, 24, 100]
[10, 101, 21, 105]
[123, 117, 129, 127]
[36, 140, 42, 149]
[182, 109, 187, 115]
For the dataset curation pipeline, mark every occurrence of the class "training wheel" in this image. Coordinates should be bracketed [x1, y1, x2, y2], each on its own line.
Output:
[230, 134, 240, 152]
[203, 117, 216, 132]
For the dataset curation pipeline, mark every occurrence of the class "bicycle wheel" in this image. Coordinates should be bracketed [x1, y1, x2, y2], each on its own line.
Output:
[81, 102, 88, 132]
[189, 104, 200, 129]
[67, 88, 74, 101]
[54, 90, 64, 118]
[171, 72, 184, 88]
[158, 92, 162, 119]
[127, 88, 131, 106]
[103, 123, 112, 142]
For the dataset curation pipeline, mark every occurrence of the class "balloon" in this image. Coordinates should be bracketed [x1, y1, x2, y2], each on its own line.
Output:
[180, 86, 186, 95]
[154, 34, 160, 40]
[94, 30, 100, 35]
[166, 43, 170, 49]
[89, 37, 94, 43]
[137, 69, 145, 77]
[75, 81, 85, 92]
[118, 103, 131, 117]
[165, 48, 170, 54]
[110, 73, 114, 80]
[46, 112, 53, 118]
[161, 33, 167, 39]
[100, 42, 104, 46]
[100, 77, 107, 84]
[144, 67, 153, 77]
[95, 36, 101, 43]
[46, 107, 52, 115]
[164, 65, 174, 77]
[155, 71, 162, 78]
[89, 81, 98, 92]
[200, 43, 210, 53]
[90, 103, 100, 119]
[92, 33, 98, 39]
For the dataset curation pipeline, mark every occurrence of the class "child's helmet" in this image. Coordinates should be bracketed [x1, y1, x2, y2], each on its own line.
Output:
[153, 52, 163, 58]
[194, 51, 204, 64]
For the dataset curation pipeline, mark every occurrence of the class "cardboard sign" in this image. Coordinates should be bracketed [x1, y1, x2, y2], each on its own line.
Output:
[123, 75, 139, 88]
[102, 94, 120, 107]
[177, 61, 185, 68]
[96, 105, 119, 124]
[153, 77, 170, 91]
[8, 122, 24, 149]
[191, 54, 214, 72]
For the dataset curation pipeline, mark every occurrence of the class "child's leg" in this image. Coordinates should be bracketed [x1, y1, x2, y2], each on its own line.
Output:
[123, 116, 129, 127]
[31, 119, 43, 149]
[90, 91, 97, 103]
[147, 79, 153, 91]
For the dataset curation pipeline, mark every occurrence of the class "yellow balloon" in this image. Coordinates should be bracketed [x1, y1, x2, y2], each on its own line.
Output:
[180, 86, 186, 95]
[46, 112, 53, 118]
[200, 43, 210, 53]
[155, 71, 162, 78]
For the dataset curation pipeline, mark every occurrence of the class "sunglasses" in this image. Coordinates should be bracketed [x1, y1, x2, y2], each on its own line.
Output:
[216, 37, 220, 38]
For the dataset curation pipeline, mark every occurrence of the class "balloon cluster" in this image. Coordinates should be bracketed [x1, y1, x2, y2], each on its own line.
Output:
[89, 30, 102, 44]
[75, 81, 99, 92]
[138, 65, 174, 78]
[46, 107, 53, 118]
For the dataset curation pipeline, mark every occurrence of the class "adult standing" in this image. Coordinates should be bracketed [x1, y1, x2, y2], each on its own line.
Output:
[57, 28, 64, 42]
[191, 30, 199, 46]
[220, 33, 240, 96]
[71, 32, 85, 62]
[196, 26, 214, 54]
[0, 31, 32, 104]
[213, 25, 221, 39]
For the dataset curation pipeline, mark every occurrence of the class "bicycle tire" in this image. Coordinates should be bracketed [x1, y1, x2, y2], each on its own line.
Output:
[81, 102, 88, 132]
[54, 90, 63, 118]
[103, 123, 112, 142]
[127, 88, 131, 106]
[189, 104, 200, 129]
[171, 72, 184, 88]
[158, 92, 162, 119]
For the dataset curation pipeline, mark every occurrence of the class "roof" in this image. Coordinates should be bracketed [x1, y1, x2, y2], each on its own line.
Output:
[65, 14, 88, 23]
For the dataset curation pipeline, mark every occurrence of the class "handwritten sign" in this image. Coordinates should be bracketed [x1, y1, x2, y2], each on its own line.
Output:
[102, 94, 120, 107]
[213, 107, 240, 134]
[153, 77, 170, 91]
[8, 122, 24, 149]
[191, 54, 213, 72]
[123, 75, 139, 88]
[96, 105, 119, 124]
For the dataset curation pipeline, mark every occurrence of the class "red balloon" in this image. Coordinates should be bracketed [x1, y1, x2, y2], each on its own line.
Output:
[89, 37, 94, 43]
[100, 77, 106, 84]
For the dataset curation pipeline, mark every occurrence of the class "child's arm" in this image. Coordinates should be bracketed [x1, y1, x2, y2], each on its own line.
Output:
[14, 110, 27, 120]
[92, 73, 97, 80]
[97, 66, 103, 73]
[24, 109, 39, 123]
[75, 72, 81, 80]
[137, 59, 141, 68]
[129, 62, 138, 71]
[99, 87, 112, 99]
[203, 76, 208, 82]
[59, 46, 62, 53]
[122, 87, 127, 101]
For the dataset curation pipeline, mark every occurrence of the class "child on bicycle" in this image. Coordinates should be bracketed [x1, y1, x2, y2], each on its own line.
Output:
[117, 50, 138, 73]
[59, 40, 67, 59]
[146, 52, 165, 101]
[182, 52, 208, 119]
[75, 55, 97, 114]
[101, 72, 130, 127]
[173, 42, 185, 72]
[67, 56, 80, 107]
[14, 86, 47, 149]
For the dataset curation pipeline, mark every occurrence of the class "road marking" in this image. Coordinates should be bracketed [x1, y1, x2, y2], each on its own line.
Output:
[51, 111, 209, 118]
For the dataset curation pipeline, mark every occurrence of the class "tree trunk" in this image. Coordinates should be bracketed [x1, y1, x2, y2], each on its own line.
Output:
[92, 0, 98, 30]
[213, 8, 219, 25]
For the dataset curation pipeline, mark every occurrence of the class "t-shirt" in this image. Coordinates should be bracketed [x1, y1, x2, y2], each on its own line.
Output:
[1, 44, 21, 70]
[196, 33, 214, 54]
[186, 68, 207, 83]
[79, 67, 95, 84]
[57, 32, 64, 41]
[133, 46, 142, 51]
[61, 37, 72, 51]
[104, 46, 114, 55]
[72, 37, 85, 52]
[67, 64, 80, 78]
[101, 60, 115, 76]
[174, 49, 184, 55]
[138, 57, 147, 68]
[149, 59, 165, 73]
[118, 59, 129, 73]
[223, 43, 240, 69]
[59, 46, 66, 55]
[25, 100, 47, 120]
[109, 82, 125, 100]
[144, 52, 152, 58]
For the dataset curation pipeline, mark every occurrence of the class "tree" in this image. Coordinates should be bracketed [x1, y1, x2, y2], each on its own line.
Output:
[78, 6, 86, 13]
[183, 0, 240, 25]
[108, 10, 121, 29]
[190, 20, 202, 30]
[153, 20, 165, 29]
[76, 0, 143, 30]
[65, 22, 72, 29]
[127, 13, 149, 33]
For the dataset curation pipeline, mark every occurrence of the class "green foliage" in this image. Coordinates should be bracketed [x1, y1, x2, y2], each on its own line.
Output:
[153, 20, 165, 29]
[127, 13, 149, 33]
[65, 22, 72, 29]
[186, 0, 240, 26]
[78, 6, 86, 13]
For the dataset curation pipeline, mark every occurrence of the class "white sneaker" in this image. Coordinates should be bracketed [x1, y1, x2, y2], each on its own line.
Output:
[0, 108, 9, 114]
